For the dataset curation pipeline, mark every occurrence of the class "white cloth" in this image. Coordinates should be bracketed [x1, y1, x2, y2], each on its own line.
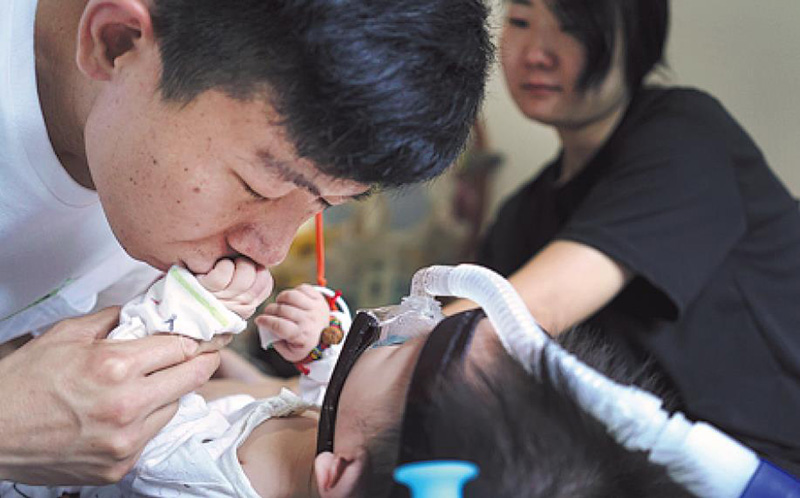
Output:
[0, 0, 158, 343]
[1, 389, 311, 498]
[110, 266, 247, 340]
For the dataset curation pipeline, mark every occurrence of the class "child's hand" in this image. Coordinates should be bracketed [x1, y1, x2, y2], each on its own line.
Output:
[197, 258, 273, 319]
[255, 284, 330, 362]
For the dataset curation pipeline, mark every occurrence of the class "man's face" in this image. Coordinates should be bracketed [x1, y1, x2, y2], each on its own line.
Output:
[83, 49, 367, 274]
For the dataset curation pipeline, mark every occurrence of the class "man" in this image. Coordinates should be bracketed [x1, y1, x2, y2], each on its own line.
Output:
[0, 0, 491, 484]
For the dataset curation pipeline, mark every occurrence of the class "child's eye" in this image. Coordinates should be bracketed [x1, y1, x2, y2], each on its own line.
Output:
[508, 17, 529, 29]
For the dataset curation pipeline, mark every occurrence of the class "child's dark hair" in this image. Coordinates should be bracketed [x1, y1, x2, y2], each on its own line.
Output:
[361, 325, 689, 497]
[149, 0, 493, 188]
[545, 0, 669, 92]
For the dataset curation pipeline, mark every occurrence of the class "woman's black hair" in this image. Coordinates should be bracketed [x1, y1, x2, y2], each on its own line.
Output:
[149, 0, 493, 188]
[547, 0, 669, 92]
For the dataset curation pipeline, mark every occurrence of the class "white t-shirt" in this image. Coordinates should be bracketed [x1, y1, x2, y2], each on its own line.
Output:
[0, 0, 158, 343]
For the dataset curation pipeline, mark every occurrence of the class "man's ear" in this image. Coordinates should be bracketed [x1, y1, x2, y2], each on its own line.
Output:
[314, 450, 368, 498]
[76, 0, 155, 81]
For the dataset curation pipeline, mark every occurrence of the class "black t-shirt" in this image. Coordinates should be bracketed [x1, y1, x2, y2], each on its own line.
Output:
[479, 87, 800, 475]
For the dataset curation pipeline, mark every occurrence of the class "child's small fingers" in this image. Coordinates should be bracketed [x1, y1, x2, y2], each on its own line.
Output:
[274, 289, 307, 309]
[225, 302, 257, 320]
[276, 286, 326, 313]
[215, 258, 257, 299]
[197, 259, 235, 292]
[261, 301, 309, 325]
[272, 341, 314, 362]
[255, 315, 304, 344]
[249, 268, 274, 304]
[224, 269, 273, 320]
[295, 284, 329, 304]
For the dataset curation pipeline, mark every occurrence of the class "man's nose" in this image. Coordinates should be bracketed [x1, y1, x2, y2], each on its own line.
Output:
[226, 219, 302, 268]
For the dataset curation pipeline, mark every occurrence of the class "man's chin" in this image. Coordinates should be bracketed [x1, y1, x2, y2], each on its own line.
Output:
[138, 255, 173, 273]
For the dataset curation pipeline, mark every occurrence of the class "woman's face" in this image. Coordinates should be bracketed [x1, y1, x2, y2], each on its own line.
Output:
[500, 0, 629, 131]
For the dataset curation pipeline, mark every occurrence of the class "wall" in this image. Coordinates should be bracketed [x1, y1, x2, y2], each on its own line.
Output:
[482, 0, 800, 217]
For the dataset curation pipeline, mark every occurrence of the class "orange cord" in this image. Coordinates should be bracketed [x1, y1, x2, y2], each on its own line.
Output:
[316, 212, 342, 311]
[315, 212, 327, 288]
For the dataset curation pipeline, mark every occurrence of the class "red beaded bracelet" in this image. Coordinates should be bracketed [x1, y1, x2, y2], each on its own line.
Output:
[293, 315, 344, 375]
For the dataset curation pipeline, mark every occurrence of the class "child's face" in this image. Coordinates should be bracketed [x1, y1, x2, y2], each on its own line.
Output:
[333, 318, 498, 454]
[313, 316, 499, 497]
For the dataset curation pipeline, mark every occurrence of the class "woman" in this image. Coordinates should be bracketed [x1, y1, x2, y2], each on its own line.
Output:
[465, 0, 800, 476]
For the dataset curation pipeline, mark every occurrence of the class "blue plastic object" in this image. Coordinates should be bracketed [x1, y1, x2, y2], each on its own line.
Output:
[394, 460, 479, 498]
[740, 460, 800, 498]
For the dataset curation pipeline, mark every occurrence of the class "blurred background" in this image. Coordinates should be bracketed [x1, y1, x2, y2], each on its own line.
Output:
[241, 0, 800, 372]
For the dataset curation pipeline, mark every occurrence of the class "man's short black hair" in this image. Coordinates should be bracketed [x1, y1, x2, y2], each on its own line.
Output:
[362, 326, 689, 497]
[149, 0, 493, 188]
[546, 0, 669, 92]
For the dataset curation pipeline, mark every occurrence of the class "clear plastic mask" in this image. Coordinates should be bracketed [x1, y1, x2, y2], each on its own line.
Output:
[363, 295, 444, 348]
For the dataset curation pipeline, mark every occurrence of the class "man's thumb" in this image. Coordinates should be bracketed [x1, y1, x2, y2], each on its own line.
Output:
[46, 306, 121, 341]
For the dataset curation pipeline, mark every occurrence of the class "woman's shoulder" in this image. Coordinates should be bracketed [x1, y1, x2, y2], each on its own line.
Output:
[630, 86, 732, 128]
[616, 86, 738, 153]
[597, 86, 745, 181]
[639, 85, 719, 104]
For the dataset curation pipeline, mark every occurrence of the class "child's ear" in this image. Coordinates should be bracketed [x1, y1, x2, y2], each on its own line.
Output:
[314, 449, 368, 498]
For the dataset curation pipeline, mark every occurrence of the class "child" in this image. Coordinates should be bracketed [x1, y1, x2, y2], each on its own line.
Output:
[2, 261, 694, 497]
[0, 258, 342, 497]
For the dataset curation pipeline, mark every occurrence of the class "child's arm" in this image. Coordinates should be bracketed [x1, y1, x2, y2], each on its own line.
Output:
[197, 257, 273, 320]
[255, 284, 330, 361]
[255, 285, 348, 405]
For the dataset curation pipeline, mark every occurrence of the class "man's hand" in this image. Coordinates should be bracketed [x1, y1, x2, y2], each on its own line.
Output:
[197, 257, 273, 319]
[255, 284, 329, 362]
[0, 307, 229, 485]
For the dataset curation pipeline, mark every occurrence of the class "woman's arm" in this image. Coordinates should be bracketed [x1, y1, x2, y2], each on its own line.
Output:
[444, 239, 631, 334]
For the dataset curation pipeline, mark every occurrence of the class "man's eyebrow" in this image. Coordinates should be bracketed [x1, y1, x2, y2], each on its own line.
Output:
[256, 149, 373, 202]
[257, 149, 322, 197]
[352, 189, 375, 202]
[510, 0, 532, 5]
